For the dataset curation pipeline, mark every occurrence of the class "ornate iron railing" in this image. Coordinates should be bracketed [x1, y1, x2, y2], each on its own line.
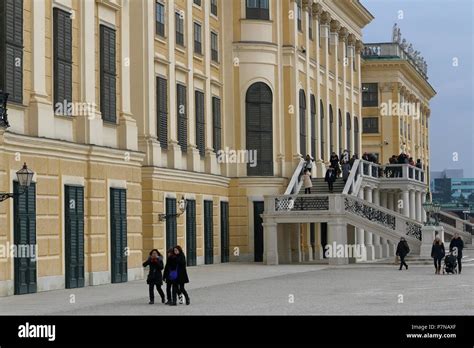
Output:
[275, 195, 329, 212]
[405, 221, 422, 240]
[344, 197, 396, 230]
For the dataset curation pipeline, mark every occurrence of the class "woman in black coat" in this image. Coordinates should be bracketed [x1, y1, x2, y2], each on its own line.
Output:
[143, 249, 165, 304]
[449, 233, 464, 274]
[163, 248, 181, 305]
[173, 245, 190, 305]
[396, 237, 410, 270]
[431, 237, 445, 275]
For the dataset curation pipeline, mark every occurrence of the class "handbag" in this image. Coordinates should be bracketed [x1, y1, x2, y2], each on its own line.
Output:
[169, 266, 178, 281]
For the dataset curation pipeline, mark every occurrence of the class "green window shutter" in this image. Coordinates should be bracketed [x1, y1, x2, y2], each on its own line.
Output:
[320, 100, 324, 160]
[299, 90, 306, 157]
[100, 25, 116, 123]
[220, 201, 229, 263]
[204, 200, 213, 264]
[185, 199, 196, 266]
[157, 76, 168, 149]
[212, 97, 221, 152]
[310, 95, 316, 157]
[195, 90, 205, 157]
[53, 8, 72, 114]
[110, 188, 127, 283]
[329, 105, 334, 154]
[346, 112, 351, 155]
[246, 82, 273, 176]
[1, 0, 23, 104]
[177, 84, 187, 152]
[166, 198, 177, 250]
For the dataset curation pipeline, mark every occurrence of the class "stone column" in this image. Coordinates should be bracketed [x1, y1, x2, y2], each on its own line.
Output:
[356, 188, 366, 261]
[263, 222, 279, 265]
[402, 190, 410, 217]
[415, 190, 422, 222]
[364, 187, 375, 261]
[421, 191, 427, 223]
[409, 189, 416, 220]
[327, 221, 349, 265]
[387, 192, 394, 211]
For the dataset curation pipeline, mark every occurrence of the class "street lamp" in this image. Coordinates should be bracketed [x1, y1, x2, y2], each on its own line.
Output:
[432, 201, 441, 226]
[0, 90, 10, 128]
[422, 191, 434, 226]
[0, 163, 35, 202]
[159, 196, 188, 221]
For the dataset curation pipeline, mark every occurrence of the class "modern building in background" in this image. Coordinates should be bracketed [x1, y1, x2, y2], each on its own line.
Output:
[0, 0, 470, 297]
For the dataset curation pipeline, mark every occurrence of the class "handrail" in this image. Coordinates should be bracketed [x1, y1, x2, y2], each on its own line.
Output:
[284, 159, 305, 195]
[342, 159, 361, 195]
[438, 210, 474, 235]
[359, 159, 425, 183]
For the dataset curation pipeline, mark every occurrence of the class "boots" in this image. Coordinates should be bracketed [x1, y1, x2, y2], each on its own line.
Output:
[438, 266, 442, 275]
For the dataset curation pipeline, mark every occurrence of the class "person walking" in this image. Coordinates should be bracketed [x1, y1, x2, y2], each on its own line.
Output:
[449, 232, 464, 274]
[304, 154, 314, 178]
[330, 152, 341, 177]
[396, 237, 410, 270]
[173, 245, 190, 305]
[431, 236, 445, 274]
[143, 249, 166, 304]
[163, 248, 180, 305]
[325, 166, 336, 193]
[303, 169, 312, 194]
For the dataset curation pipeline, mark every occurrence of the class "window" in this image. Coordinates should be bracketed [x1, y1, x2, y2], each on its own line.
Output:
[100, 25, 116, 123]
[363, 117, 379, 134]
[299, 90, 306, 156]
[246, 0, 269, 20]
[194, 22, 202, 54]
[310, 95, 316, 158]
[408, 123, 411, 140]
[308, 12, 313, 40]
[362, 83, 378, 107]
[155, 2, 165, 37]
[320, 100, 324, 160]
[211, 0, 218, 16]
[166, 198, 177, 250]
[0, 0, 23, 104]
[346, 112, 351, 154]
[157, 77, 168, 148]
[212, 96, 221, 152]
[329, 105, 334, 153]
[297, 0, 302, 31]
[177, 84, 187, 152]
[338, 110, 343, 152]
[354, 117, 359, 156]
[194, 0, 201, 6]
[53, 8, 73, 115]
[211, 32, 218, 62]
[195, 90, 205, 157]
[175, 12, 184, 46]
[246, 82, 273, 176]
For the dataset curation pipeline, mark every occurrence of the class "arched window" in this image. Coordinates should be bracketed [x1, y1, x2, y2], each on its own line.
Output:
[338, 109, 343, 154]
[299, 90, 306, 157]
[329, 105, 334, 154]
[354, 116, 359, 157]
[246, 82, 273, 176]
[320, 100, 325, 160]
[310, 95, 316, 158]
[346, 112, 351, 155]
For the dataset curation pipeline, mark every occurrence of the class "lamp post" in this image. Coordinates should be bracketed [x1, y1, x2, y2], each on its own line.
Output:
[0, 90, 10, 129]
[422, 191, 434, 226]
[0, 163, 35, 202]
[159, 196, 188, 221]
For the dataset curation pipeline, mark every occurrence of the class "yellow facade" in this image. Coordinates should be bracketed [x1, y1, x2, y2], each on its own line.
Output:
[0, 0, 376, 295]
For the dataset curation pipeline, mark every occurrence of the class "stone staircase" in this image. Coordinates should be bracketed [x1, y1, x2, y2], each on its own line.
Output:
[298, 177, 346, 194]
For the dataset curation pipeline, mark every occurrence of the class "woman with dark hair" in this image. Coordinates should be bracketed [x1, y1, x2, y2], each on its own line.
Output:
[163, 248, 180, 305]
[143, 249, 165, 304]
[431, 236, 445, 275]
[173, 245, 190, 305]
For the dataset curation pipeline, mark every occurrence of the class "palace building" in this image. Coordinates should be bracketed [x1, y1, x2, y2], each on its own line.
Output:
[0, 0, 470, 296]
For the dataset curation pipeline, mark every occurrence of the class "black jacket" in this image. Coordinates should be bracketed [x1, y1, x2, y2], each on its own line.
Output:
[431, 243, 445, 259]
[163, 255, 178, 283]
[325, 169, 336, 183]
[143, 256, 164, 285]
[449, 238, 464, 258]
[176, 253, 190, 284]
[396, 240, 410, 257]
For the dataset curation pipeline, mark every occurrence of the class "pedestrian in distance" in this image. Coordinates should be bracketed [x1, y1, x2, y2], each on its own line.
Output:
[163, 248, 181, 305]
[303, 169, 312, 194]
[396, 237, 410, 270]
[449, 232, 464, 274]
[173, 245, 190, 305]
[143, 249, 166, 304]
[330, 152, 341, 177]
[325, 166, 337, 193]
[304, 154, 314, 178]
[431, 236, 445, 275]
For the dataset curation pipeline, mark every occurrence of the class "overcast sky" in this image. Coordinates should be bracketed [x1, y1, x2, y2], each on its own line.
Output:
[361, 0, 474, 177]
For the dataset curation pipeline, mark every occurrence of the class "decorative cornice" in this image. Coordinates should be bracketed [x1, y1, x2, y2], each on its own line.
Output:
[347, 33, 356, 46]
[330, 19, 341, 32]
[312, 2, 323, 18]
[320, 11, 331, 25]
[355, 40, 364, 53]
[338, 27, 349, 42]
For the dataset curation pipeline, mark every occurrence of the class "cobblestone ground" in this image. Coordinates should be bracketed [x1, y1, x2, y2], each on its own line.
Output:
[0, 262, 472, 315]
